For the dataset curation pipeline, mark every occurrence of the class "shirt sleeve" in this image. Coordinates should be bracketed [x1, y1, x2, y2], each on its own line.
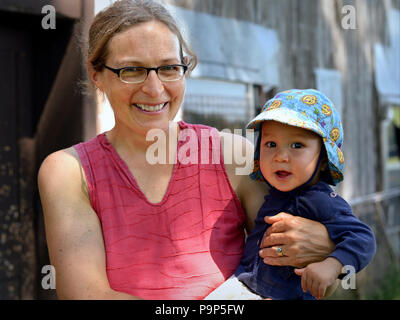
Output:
[297, 191, 376, 272]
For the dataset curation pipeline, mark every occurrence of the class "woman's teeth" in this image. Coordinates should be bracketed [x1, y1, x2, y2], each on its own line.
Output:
[134, 103, 166, 112]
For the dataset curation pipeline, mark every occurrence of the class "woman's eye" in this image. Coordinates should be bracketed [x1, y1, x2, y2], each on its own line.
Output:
[163, 65, 176, 71]
[291, 143, 303, 149]
[265, 142, 276, 148]
[125, 67, 141, 72]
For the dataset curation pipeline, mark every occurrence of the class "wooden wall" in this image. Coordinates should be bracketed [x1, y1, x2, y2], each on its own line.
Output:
[0, 0, 96, 299]
[169, 0, 398, 200]
[167, 0, 400, 298]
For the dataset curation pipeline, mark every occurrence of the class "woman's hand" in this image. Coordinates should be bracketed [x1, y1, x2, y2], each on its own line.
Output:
[259, 212, 335, 268]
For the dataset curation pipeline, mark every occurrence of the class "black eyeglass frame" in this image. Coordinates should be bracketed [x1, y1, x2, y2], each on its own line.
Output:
[103, 64, 188, 84]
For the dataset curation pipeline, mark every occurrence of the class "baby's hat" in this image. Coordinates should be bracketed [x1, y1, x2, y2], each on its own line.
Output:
[247, 89, 344, 185]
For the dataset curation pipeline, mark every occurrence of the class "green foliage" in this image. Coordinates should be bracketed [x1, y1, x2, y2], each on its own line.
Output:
[367, 263, 400, 300]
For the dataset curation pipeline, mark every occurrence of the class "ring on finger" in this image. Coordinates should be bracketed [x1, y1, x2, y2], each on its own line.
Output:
[276, 247, 284, 257]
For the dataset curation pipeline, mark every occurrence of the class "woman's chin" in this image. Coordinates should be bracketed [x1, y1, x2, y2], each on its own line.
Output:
[136, 115, 177, 133]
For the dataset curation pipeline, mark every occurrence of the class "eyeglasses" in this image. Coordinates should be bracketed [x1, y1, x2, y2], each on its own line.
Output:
[103, 64, 188, 84]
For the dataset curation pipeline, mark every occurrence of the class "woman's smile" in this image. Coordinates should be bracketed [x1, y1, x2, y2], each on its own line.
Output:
[132, 102, 169, 114]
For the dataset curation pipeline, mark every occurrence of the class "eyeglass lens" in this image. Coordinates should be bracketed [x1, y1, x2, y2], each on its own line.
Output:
[120, 65, 185, 83]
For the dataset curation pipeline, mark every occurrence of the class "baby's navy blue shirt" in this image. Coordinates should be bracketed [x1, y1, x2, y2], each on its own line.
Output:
[235, 181, 376, 300]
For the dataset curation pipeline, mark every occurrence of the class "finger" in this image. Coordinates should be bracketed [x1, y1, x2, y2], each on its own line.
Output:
[265, 220, 288, 236]
[301, 272, 307, 293]
[264, 212, 294, 225]
[294, 268, 304, 276]
[310, 279, 319, 299]
[309, 277, 316, 297]
[302, 269, 311, 294]
[318, 284, 326, 300]
[262, 256, 293, 267]
[259, 245, 286, 258]
[261, 232, 289, 248]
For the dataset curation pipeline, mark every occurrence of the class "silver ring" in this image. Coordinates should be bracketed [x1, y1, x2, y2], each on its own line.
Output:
[276, 247, 283, 257]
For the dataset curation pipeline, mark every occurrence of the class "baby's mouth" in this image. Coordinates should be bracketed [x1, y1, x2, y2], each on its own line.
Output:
[275, 170, 292, 179]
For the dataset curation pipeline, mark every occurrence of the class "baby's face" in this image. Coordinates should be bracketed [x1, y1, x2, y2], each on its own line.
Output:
[259, 121, 322, 192]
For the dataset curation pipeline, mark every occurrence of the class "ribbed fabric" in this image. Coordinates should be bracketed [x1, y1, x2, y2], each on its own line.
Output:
[74, 121, 246, 299]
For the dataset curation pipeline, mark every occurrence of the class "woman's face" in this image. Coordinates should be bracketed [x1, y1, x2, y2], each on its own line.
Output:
[93, 21, 186, 134]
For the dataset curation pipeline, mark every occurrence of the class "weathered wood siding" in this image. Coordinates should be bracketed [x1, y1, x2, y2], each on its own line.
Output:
[169, 0, 398, 200]
[167, 0, 400, 298]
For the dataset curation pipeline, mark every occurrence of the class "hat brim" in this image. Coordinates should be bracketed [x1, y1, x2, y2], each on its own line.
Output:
[247, 108, 323, 137]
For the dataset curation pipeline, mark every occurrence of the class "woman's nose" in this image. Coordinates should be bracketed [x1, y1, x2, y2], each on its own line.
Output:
[141, 70, 164, 97]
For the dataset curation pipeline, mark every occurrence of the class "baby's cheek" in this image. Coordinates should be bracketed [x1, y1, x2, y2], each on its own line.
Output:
[259, 162, 270, 179]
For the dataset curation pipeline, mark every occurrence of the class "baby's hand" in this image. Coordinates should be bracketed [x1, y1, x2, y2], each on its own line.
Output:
[294, 257, 343, 299]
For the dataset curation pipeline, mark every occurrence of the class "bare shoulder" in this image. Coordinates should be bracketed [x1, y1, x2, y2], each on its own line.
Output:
[218, 130, 254, 189]
[237, 176, 269, 231]
[38, 145, 95, 233]
[38, 146, 85, 188]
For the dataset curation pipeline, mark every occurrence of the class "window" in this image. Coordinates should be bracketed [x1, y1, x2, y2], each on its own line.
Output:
[386, 105, 400, 189]
[388, 106, 400, 164]
[183, 78, 250, 131]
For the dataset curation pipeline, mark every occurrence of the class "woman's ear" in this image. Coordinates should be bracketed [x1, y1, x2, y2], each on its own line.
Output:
[86, 61, 104, 92]
[183, 56, 189, 65]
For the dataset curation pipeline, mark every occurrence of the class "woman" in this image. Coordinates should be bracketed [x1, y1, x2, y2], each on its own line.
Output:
[38, 0, 335, 300]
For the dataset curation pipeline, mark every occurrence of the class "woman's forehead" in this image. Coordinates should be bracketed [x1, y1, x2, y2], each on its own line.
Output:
[107, 21, 181, 66]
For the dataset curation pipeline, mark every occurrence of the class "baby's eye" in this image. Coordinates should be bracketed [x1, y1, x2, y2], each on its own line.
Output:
[291, 142, 303, 149]
[265, 142, 276, 148]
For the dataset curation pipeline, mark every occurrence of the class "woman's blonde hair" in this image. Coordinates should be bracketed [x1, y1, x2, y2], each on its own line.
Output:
[87, 0, 197, 75]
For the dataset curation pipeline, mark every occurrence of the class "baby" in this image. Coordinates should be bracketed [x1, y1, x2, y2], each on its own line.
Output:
[206, 89, 376, 300]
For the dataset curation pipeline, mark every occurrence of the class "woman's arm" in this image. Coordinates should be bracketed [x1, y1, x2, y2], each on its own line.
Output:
[38, 148, 141, 299]
[221, 131, 335, 268]
[220, 131, 269, 232]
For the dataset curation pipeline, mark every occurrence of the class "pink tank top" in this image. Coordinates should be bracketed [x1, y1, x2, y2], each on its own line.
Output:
[74, 121, 246, 299]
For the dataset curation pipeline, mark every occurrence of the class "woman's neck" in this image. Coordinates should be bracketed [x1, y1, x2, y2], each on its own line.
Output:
[106, 121, 180, 161]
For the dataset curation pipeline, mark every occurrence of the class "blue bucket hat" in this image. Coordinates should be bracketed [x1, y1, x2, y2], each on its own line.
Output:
[247, 89, 344, 186]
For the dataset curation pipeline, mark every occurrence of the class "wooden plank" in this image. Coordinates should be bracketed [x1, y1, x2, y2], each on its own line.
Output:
[0, 46, 21, 300]
[0, 20, 36, 300]
[349, 188, 400, 206]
